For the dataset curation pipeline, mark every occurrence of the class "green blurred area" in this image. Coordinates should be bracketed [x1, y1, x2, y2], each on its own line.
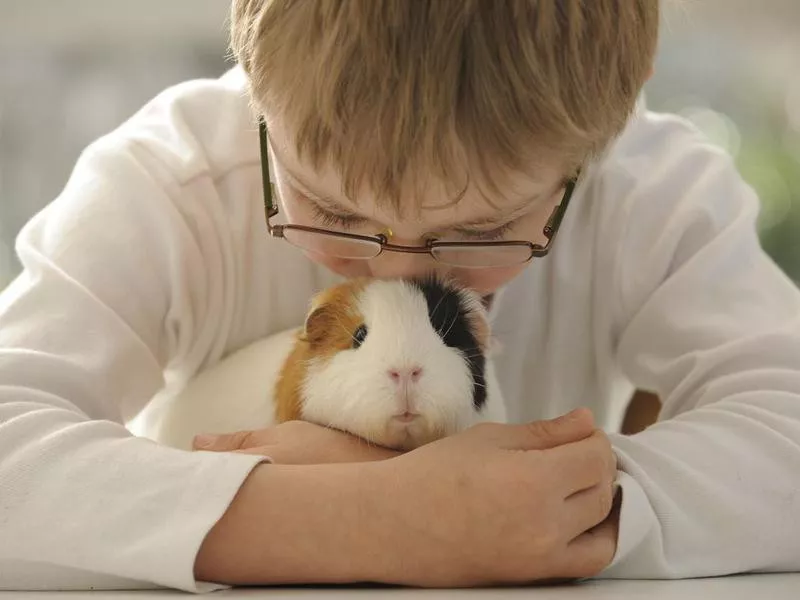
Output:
[663, 102, 800, 285]
[741, 134, 800, 282]
[645, 11, 800, 285]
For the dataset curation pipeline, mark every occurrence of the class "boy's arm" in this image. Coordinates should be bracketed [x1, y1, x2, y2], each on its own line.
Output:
[599, 112, 800, 578]
[0, 132, 272, 592]
[194, 462, 384, 585]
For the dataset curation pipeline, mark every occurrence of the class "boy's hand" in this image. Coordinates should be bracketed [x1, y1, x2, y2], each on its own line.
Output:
[191, 420, 401, 464]
[368, 408, 620, 586]
[193, 409, 619, 586]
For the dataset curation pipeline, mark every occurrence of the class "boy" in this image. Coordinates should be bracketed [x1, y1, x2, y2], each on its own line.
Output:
[1, 0, 800, 592]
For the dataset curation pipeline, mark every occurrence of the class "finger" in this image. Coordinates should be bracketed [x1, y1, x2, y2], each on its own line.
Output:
[562, 483, 616, 541]
[233, 444, 320, 465]
[502, 408, 596, 451]
[233, 447, 276, 462]
[548, 522, 618, 580]
[557, 491, 622, 579]
[192, 430, 262, 452]
[545, 430, 617, 497]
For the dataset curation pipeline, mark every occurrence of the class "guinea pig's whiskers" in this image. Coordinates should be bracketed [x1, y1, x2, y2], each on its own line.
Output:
[425, 394, 457, 436]
[332, 315, 349, 334]
[429, 291, 449, 323]
[463, 356, 484, 364]
[442, 311, 460, 340]
[332, 314, 360, 346]
[434, 304, 451, 338]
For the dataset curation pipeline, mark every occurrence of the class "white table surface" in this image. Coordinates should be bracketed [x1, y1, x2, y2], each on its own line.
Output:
[2, 574, 799, 600]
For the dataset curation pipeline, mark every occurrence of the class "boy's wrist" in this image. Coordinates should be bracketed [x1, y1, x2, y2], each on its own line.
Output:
[195, 460, 400, 585]
[345, 460, 409, 582]
[354, 457, 458, 586]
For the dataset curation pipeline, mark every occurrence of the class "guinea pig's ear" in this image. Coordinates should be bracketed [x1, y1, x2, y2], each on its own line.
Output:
[300, 304, 336, 347]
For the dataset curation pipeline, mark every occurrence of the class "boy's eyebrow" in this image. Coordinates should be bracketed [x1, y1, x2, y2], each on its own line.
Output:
[278, 154, 547, 230]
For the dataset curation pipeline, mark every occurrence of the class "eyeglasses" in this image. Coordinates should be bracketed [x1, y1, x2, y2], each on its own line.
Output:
[259, 119, 578, 269]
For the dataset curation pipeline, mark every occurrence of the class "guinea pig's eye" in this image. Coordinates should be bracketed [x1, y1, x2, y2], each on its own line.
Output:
[352, 324, 368, 348]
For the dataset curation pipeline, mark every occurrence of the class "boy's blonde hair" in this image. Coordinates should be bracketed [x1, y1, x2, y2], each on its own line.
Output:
[231, 1, 659, 209]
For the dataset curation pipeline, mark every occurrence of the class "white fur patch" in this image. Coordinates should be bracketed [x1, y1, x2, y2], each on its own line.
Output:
[300, 280, 485, 449]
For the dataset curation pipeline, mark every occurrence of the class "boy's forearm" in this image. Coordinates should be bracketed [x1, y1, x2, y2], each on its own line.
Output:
[194, 462, 391, 585]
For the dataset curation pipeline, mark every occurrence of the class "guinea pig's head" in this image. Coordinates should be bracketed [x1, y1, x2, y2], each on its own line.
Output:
[296, 275, 492, 451]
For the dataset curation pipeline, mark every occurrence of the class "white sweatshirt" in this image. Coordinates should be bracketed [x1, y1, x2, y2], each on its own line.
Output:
[1, 66, 799, 591]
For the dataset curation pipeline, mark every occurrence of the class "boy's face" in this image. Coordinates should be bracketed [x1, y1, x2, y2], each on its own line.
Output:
[266, 118, 570, 296]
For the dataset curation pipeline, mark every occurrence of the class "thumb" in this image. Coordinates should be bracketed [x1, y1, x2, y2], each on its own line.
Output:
[516, 408, 596, 450]
[192, 430, 258, 452]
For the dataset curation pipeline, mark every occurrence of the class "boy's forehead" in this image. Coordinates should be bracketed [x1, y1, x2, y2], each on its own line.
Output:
[265, 115, 566, 223]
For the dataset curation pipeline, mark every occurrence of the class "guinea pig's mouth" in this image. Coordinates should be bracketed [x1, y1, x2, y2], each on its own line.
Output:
[391, 411, 420, 423]
[377, 413, 452, 451]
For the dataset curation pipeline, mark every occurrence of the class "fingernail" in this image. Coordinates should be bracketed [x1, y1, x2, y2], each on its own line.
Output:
[193, 434, 216, 449]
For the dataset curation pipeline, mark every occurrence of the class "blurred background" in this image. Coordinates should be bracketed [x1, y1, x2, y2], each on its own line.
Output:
[1, 0, 799, 288]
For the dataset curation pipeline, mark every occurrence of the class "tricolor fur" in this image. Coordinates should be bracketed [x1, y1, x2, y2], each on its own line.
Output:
[274, 276, 496, 450]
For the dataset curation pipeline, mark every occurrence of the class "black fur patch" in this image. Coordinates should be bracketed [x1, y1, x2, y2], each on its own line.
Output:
[410, 277, 487, 411]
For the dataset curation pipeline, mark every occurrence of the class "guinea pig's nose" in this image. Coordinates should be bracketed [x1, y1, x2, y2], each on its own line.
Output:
[388, 366, 423, 384]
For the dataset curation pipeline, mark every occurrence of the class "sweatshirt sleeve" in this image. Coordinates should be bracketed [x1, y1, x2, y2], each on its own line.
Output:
[600, 113, 800, 577]
[0, 135, 265, 592]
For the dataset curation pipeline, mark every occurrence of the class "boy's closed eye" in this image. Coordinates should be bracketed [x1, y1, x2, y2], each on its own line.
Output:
[275, 152, 568, 243]
[304, 198, 519, 242]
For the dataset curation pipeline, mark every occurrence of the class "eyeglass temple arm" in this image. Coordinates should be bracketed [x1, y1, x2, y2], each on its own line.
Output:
[543, 175, 578, 240]
[258, 119, 278, 219]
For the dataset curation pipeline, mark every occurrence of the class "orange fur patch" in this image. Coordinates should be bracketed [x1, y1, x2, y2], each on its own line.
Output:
[465, 308, 490, 353]
[273, 334, 309, 422]
[273, 278, 369, 422]
[448, 280, 490, 354]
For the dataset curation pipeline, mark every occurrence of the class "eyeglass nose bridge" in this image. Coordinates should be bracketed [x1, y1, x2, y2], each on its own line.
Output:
[374, 231, 438, 255]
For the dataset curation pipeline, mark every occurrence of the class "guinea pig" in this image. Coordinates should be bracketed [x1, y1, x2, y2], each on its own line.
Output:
[274, 275, 506, 450]
[146, 275, 505, 451]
